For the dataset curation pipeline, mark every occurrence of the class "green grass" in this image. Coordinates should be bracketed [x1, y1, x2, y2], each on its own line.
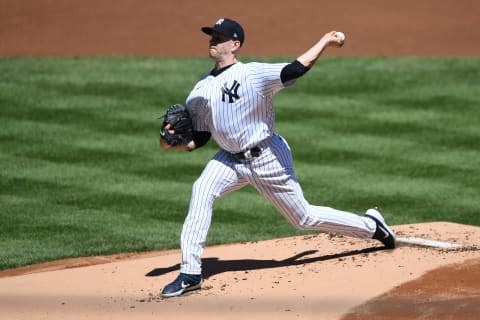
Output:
[1, 56, 479, 270]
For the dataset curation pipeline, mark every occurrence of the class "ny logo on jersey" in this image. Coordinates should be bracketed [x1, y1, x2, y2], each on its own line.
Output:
[221, 80, 240, 103]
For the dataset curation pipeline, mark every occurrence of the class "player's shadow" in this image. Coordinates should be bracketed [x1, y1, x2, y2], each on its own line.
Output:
[145, 246, 385, 279]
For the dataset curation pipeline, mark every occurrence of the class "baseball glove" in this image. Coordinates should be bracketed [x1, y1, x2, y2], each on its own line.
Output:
[159, 104, 194, 146]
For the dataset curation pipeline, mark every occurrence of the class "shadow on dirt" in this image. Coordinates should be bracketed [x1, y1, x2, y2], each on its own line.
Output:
[145, 246, 386, 279]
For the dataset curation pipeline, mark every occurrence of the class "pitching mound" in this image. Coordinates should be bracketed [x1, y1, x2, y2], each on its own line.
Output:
[1, 222, 479, 320]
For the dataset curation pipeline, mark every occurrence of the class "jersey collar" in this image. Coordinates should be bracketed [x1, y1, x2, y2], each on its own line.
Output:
[210, 63, 236, 77]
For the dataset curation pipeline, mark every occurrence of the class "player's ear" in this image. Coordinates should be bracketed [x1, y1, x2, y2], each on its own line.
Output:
[231, 40, 241, 53]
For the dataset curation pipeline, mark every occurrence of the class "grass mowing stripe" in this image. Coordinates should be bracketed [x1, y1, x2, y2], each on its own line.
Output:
[1, 56, 479, 270]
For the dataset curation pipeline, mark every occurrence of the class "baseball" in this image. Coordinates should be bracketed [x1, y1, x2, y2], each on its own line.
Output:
[335, 31, 346, 45]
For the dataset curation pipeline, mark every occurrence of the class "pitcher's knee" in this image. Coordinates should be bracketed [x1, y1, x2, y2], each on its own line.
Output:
[296, 220, 313, 230]
[295, 213, 325, 230]
[191, 179, 221, 209]
[191, 179, 204, 195]
[192, 178, 214, 198]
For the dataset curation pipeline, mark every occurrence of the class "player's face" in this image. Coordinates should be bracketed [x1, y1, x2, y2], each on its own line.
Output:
[208, 33, 237, 60]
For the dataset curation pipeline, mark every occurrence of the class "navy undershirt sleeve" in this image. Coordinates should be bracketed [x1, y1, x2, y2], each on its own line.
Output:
[280, 60, 310, 84]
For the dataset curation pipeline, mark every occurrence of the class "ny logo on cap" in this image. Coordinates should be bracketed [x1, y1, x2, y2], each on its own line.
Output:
[215, 19, 224, 25]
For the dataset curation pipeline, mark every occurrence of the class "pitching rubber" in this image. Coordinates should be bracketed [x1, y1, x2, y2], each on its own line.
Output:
[396, 237, 463, 249]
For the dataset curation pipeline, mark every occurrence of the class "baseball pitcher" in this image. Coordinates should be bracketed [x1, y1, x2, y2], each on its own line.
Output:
[159, 18, 396, 298]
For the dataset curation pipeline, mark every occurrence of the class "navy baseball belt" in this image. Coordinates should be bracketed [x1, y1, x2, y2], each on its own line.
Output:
[231, 146, 262, 161]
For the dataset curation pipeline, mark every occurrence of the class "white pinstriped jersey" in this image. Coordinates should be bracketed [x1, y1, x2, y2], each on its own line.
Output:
[177, 60, 379, 275]
[186, 62, 293, 153]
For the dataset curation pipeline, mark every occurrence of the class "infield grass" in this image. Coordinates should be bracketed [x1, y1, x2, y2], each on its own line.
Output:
[1, 56, 479, 270]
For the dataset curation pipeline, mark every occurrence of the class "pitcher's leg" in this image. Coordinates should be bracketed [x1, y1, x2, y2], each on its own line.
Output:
[303, 203, 377, 239]
[249, 135, 376, 239]
[180, 151, 247, 274]
[257, 171, 376, 238]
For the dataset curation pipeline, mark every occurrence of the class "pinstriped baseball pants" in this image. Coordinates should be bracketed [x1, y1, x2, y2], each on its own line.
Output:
[180, 134, 377, 275]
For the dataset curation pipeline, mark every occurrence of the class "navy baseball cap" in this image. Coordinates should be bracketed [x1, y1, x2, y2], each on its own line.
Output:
[201, 18, 245, 46]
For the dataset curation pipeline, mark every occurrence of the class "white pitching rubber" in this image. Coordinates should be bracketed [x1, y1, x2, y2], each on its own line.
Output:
[397, 237, 463, 249]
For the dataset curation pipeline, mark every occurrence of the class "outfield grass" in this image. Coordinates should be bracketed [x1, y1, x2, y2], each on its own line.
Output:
[1, 56, 479, 270]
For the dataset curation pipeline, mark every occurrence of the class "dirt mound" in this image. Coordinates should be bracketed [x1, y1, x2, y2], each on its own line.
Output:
[0, 222, 479, 320]
[342, 257, 480, 320]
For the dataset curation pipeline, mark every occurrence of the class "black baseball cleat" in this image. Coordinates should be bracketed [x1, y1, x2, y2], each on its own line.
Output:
[161, 273, 203, 298]
[365, 207, 396, 249]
